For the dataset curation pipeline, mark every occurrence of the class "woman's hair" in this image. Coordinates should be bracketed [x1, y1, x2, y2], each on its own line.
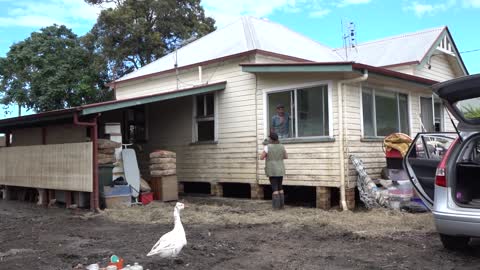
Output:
[269, 133, 279, 142]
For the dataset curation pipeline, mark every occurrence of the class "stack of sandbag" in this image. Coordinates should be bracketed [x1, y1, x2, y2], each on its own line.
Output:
[149, 150, 176, 176]
[97, 139, 121, 165]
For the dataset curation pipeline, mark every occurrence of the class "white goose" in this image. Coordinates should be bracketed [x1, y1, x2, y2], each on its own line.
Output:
[147, 202, 187, 258]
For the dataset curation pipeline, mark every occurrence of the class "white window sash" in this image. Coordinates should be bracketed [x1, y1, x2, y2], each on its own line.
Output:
[363, 88, 409, 137]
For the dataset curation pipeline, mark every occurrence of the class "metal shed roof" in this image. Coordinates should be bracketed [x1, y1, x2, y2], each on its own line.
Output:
[334, 27, 446, 67]
[116, 16, 343, 83]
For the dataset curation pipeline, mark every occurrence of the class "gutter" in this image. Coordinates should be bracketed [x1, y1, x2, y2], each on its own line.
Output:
[73, 112, 100, 212]
[337, 70, 369, 211]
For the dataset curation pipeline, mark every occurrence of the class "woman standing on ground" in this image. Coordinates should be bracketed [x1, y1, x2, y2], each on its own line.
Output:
[260, 133, 288, 210]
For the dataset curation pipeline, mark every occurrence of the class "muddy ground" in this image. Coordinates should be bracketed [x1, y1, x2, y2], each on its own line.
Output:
[1, 196, 480, 270]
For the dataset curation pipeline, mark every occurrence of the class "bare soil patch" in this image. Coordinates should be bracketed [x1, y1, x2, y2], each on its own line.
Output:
[1, 196, 480, 269]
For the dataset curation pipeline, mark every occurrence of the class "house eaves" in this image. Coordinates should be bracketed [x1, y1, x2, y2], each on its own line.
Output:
[0, 82, 227, 131]
[240, 62, 438, 86]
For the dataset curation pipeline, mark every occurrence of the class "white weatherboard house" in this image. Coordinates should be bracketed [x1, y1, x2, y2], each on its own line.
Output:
[0, 17, 468, 210]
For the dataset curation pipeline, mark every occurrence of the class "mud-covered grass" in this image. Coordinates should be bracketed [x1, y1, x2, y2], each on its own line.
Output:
[1, 196, 480, 270]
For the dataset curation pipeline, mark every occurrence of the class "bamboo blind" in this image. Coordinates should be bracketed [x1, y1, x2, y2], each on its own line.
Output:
[0, 142, 93, 192]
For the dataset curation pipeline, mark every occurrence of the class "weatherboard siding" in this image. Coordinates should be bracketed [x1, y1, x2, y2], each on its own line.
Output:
[117, 57, 259, 184]
[345, 82, 433, 181]
[255, 73, 342, 187]
[414, 54, 457, 82]
[115, 56, 253, 100]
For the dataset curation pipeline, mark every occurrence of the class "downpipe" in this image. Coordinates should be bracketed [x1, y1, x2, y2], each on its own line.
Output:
[337, 70, 369, 211]
[73, 112, 100, 212]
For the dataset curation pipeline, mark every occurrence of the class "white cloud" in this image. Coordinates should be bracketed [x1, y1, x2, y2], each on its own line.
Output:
[463, 0, 480, 7]
[309, 9, 331, 18]
[404, 0, 480, 16]
[405, 1, 453, 16]
[336, 0, 372, 7]
[0, 0, 114, 29]
[202, 0, 351, 26]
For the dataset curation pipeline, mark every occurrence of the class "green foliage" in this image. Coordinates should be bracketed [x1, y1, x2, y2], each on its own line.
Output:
[0, 25, 112, 112]
[86, 0, 215, 77]
[0, 0, 215, 113]
[462, 105, 480, 119]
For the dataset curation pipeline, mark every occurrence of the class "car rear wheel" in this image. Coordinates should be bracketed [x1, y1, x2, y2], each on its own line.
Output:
[439, 234, 470, 250]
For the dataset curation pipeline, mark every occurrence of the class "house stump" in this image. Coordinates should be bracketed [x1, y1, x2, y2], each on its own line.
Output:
[250, 184, 264, 199]
[346, 188, 356, 210]
[316, 186, 331, 210]
[211, 183, 223, 197]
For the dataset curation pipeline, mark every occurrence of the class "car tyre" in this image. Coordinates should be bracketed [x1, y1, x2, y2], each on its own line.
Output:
[439, 234, 470, 250]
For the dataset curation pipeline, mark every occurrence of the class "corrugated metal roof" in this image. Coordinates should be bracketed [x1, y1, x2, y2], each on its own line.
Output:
[335, 27, 446, 67]
[116, 16, 343, 82]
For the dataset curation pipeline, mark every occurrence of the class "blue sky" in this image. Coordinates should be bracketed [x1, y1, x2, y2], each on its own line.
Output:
[0, 0, 480, 118]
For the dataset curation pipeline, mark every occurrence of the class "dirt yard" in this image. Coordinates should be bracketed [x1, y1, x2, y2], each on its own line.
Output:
[1, 196, 480, 270]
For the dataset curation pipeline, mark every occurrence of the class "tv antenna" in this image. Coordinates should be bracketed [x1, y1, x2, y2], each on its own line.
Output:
[341, 20, 357, 60]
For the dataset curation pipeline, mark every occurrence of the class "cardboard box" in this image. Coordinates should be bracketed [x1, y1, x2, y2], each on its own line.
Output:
[105, 194, 131, 208]
[150, 175, 178, 202]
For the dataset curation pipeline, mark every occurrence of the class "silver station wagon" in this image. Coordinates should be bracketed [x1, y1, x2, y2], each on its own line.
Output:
[405, 74, 480, 250]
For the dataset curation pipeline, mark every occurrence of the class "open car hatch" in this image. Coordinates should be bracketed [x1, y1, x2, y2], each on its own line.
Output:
[433, 74, 480, 133]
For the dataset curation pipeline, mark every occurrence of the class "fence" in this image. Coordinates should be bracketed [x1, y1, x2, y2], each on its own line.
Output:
[0, 142, 93, 192]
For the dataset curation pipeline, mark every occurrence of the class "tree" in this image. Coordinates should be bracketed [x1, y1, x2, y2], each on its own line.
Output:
[86, 0, 215, 78]
[0, 25, 112, 112]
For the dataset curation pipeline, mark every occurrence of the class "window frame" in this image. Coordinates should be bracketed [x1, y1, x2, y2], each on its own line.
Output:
[263, 81, 333, 141]
[360, 85, 411, 138]
[123, 105, 148, 144]
[418, 94, 445, 132]
[192, 92, 218, 143]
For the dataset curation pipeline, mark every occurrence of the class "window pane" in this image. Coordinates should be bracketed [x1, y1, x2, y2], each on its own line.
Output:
[206, 93, 214, 116]
[456, 97, 480, 120]
[375, 91, 398, 136]
[399, 94, 409, 134]
[268, 91, 292, 138]
[196, 95, 205, 116]
[420, 97, 434, 132]
[297, 86, 328, 137]
[362, 89, 375, 137]
[198, 120, 214, 141]
[434, 101, 442, 132]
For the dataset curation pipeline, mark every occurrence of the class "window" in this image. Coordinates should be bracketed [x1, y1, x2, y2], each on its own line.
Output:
[420, 96, 444, 132]
[267, 85, 329, 139]
[362, 88, 409, 137]
[420, 97, 434, 132]
[434, 100, 444, 132]
[194, 93, 216, 142]
[456, 97, 480, 121]
[124, 105, 147, 143]
[411, 134, 456, 160]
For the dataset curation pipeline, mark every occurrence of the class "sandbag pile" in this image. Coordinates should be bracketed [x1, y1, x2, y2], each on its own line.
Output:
[97, 139, 121, 165]
[149, 150, 176, 177]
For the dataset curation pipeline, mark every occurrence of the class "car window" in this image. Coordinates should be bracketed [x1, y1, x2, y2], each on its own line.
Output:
[456, 97, 480, 120]
[411, 134, 456, 160]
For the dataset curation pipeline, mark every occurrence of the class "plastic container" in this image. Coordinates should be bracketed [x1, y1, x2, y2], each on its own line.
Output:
[140, 192, 153, 205]
[130, 262, 143, 270]
[104, 185, 131, 197]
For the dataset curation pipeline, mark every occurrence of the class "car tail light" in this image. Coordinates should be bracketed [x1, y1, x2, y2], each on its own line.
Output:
[435, 138, 459, 187]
